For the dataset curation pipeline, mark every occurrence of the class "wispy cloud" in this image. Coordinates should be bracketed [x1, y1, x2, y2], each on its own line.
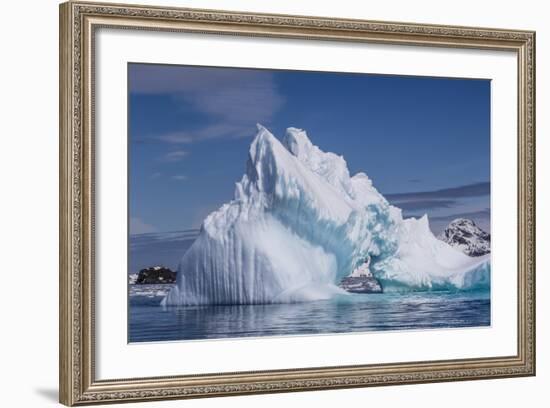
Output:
[150, 172, 162, 179]
[429, 208, 490, 222]
[129, 217, 158, 235]
[158, 123, 249, 144]
[162, 150, 189, 162]
[386, 181, 490, 211]
[130, 64, 284, 144]
[172, 175, 188, 181]
[386, 181, 490, 201]
[397, 199, 456, 211]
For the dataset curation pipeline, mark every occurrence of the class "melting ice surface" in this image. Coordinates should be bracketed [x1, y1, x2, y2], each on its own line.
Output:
[163, 125, 490, 306]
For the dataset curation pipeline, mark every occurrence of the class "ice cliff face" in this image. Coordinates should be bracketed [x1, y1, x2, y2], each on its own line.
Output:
[163, 126, 490, 306]
[438, 218, 491, 257]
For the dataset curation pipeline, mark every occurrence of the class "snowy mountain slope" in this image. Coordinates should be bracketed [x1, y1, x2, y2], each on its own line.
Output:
[438, 218, 491, 257]
[163, 126, 490, 306]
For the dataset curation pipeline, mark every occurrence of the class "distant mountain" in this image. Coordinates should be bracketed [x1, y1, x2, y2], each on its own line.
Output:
[438, 218, 490, 257]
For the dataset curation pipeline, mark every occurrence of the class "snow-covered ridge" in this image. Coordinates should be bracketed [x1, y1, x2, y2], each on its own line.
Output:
[438, 218, 491, 257]
[164, 126, 490, 306]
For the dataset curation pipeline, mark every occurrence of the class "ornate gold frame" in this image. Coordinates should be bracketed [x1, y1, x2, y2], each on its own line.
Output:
[59, 1, 536, 405]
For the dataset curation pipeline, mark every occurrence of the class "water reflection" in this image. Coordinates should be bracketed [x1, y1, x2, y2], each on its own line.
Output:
[129, 290, 490, 343]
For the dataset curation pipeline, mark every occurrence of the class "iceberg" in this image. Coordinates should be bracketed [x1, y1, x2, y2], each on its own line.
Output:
[163, 125, 490, 306]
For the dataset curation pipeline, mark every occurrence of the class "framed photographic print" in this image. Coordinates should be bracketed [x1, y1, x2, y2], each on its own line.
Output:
[59, 1, 536, 405]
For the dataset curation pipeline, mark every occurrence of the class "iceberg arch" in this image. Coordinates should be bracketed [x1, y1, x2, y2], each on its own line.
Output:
[163, 125, 490, 306]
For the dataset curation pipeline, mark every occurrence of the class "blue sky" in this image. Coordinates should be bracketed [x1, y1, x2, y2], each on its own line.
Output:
[129, 63, 490, 235]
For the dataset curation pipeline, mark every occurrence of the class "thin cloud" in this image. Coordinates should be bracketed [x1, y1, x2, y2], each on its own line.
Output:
[172, 175, 188, 181]
[386, 181, 490, 201]
[397, 199, 456, 211]
[386, 182, 491, 235]
[428, 208, 491, 222]
[163, 150, 189, 162]
[129, 64, 285, 144]
[159, 123, 250, 144]
[129, 217, 158, 235]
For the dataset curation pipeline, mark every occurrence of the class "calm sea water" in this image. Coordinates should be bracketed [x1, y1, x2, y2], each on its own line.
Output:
[128, 285, 490, 343]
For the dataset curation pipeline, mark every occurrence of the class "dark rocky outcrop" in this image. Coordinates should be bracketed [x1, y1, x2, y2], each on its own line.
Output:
[136, 266, 176, 284]
[339, 276, 383, 294]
